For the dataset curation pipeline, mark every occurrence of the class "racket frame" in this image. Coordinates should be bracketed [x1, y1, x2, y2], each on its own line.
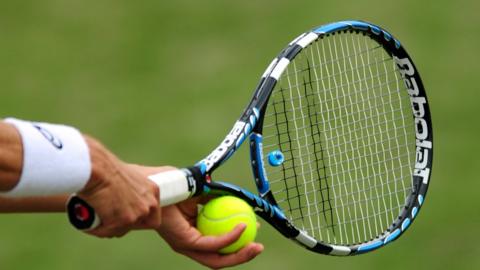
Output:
[196, 20, 433, 255]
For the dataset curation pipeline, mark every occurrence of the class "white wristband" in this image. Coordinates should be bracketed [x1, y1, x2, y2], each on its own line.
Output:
[1, 118, 91, 197]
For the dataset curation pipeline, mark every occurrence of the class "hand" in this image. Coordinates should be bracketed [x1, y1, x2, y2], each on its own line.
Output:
[134, 166, 264, 269]
[76, 136, 162, 238]
[157, 196, 264, 269]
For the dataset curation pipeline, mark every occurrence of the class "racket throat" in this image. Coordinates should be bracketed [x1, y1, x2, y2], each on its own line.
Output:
[184, 166, 205, 198]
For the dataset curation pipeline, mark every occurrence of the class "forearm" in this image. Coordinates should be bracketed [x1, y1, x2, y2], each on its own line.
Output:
[0, 118, 162, 237]
[0, 195, 68, 212]
[0, 120, 116, 213]
[0, 121, 23, 191]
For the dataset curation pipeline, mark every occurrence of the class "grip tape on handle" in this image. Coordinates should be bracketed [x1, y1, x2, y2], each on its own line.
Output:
[67, 169, 194, 231]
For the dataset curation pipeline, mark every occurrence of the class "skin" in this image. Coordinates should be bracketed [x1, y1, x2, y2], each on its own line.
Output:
[0, 121, 162, 237]
[0, 120, 263, 268]
[134, 165, 264, 269]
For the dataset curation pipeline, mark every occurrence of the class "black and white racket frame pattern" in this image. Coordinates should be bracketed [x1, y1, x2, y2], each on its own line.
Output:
[193, 20, 433, 256]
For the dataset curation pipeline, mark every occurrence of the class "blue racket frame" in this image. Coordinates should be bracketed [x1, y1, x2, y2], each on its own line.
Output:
[195, 20, 432, 255]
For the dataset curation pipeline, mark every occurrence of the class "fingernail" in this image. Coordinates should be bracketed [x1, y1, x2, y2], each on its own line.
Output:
[249, 244, 264, 257]
[237, 223, 247, 230]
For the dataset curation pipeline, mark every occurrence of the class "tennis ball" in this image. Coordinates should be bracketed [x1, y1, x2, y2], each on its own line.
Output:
[197, 196, 257, 254]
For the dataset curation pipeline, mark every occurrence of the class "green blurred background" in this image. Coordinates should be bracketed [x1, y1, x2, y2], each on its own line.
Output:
[0, 0, 478, 269]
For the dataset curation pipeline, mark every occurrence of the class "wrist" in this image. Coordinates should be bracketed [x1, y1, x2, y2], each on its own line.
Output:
[0, 121, 23, 191]
[0, 118, 91, 197]
[82, 135, 121, 193]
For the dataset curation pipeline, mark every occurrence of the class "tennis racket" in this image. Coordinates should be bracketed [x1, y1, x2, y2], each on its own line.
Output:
[67, 20, 433, 255]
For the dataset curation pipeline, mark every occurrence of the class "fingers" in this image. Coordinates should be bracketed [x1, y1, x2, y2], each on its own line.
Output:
[133, 182, 163, 229]
[190, 223, 246, 252]
[157, 195, 264, 268]
[126, 164, 177, 177]
[70, 164, 179, 238]
[87, 226, 129, 238]
[84, 205, 163, 236]
[84, 208, 163, 237]
[86, 209, 162, 238]
[76, 179, 162, 237]
[131, 207, 163, 230]
[181, 243, 264, 269]
[196, 194, 217, 205]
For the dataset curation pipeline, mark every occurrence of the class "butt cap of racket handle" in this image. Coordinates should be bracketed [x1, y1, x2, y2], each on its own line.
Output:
[67, 195, 100, 230]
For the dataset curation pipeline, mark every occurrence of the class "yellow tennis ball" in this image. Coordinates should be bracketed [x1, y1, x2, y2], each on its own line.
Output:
[197, 196, 257, 254]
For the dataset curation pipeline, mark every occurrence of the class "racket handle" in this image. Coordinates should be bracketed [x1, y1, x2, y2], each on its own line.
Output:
[67, 168, 200, 230]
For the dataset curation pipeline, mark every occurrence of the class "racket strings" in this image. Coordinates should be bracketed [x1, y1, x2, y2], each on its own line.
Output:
[270, 153, 413, 214]
[302, 204, 405, 233]
[268, 143, 413, 181]
[290, 190, 408, 223]
[286, 58, 328, 239]
[301, 60, 337, 237]
[262, 32, 416, 245]
[270, 56, 394, 101]
[272, 88, 307, 224]
[263, 73, 404, 122]
[277, 172, 412, 209]
[264, 125, 414, 159]
[279, 43, 384, 79]
[263, 108, 413, 145]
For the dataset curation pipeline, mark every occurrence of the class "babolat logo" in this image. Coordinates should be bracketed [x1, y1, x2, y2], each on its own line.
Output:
[201, 121, 246, 171]
[394, 56, 431, 184]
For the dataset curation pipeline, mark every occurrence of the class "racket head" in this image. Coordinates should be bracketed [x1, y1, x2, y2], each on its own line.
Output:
[198, 20, 432, 255]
